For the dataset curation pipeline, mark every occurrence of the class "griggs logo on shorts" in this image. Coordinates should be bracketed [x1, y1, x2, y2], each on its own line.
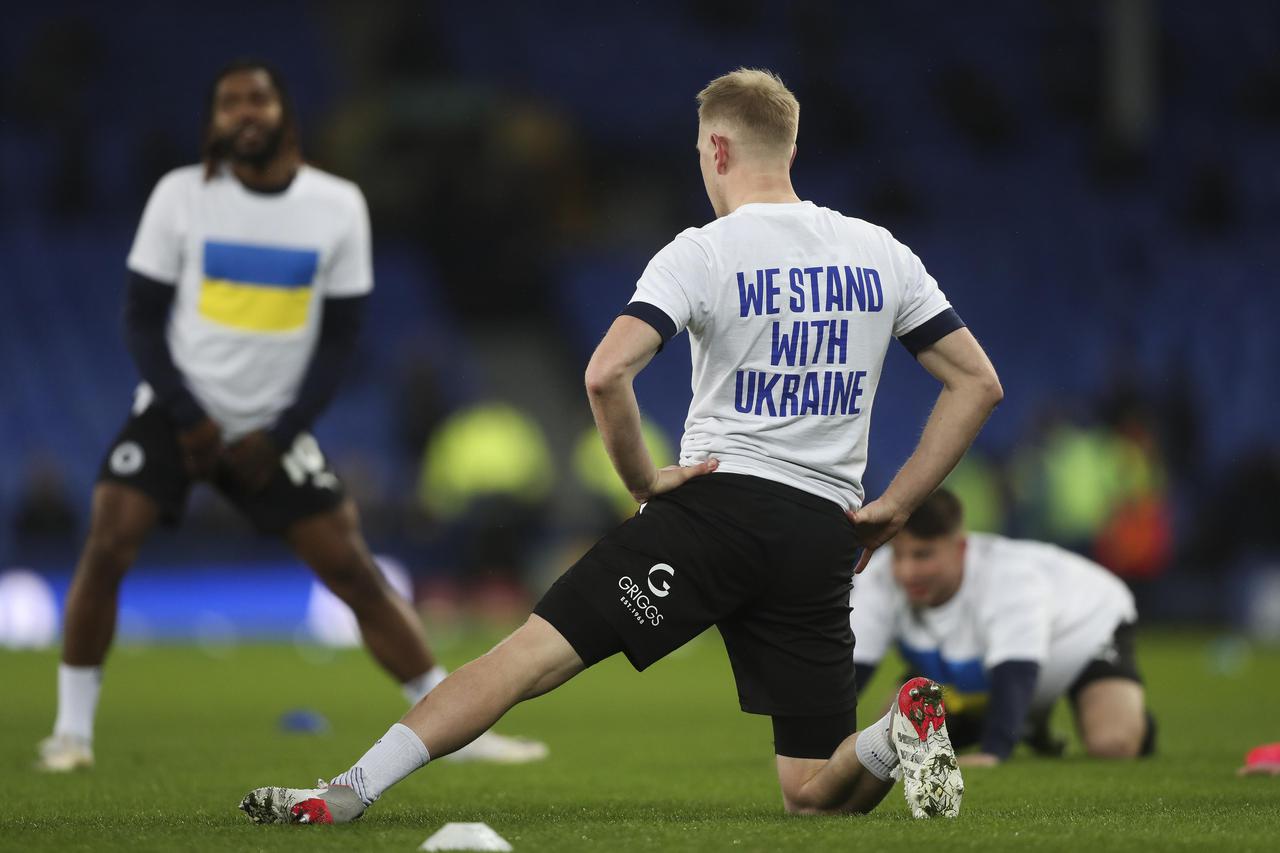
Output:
[647, 563, 674, 597]
[617, 564, 675, 627]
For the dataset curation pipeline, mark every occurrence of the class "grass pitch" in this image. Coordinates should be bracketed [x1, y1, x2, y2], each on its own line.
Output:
[3, 628, 1278, 852]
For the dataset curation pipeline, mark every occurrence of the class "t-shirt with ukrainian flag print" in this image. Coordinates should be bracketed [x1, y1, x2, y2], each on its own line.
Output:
[850, 533, 1137, 714]
[126, 163, 372, 440]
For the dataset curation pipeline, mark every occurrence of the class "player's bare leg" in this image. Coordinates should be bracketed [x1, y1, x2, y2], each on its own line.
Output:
[241, 615, 580, 824]
[62, 484, 159, 664]
[1074, 678, 1148, 758]
[400, 614, 583, 754]
[39, 483, 159, 771]
[775, 678, 962, 817]
[776, 743, 894, 815]
[288, 500, 435, 683]
[288, 501, 549, 764]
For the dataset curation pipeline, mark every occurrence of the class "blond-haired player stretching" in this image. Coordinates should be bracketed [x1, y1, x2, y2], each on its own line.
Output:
[241, 68, 1002, 824]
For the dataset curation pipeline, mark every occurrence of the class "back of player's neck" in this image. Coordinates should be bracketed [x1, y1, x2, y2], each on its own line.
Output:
[725, 183, 802, 214]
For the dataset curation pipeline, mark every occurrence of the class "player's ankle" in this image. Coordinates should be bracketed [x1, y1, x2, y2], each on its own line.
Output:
[854, 708, 899, 781]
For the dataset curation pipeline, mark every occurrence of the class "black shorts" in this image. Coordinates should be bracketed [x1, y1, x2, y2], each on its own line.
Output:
[1067, 620, 1144, 702]
[97, 395, 345, 535]
[535, 473, 861, 756]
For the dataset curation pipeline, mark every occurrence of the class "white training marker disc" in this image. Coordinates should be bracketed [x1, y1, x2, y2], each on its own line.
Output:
[420, 822, 513, 852]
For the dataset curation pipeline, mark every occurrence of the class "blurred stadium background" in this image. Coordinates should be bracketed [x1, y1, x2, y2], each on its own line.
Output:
[2, 0, 1280, 649]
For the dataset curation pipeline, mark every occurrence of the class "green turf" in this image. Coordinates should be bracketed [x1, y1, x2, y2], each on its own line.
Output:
[3, 628, 1278, 852]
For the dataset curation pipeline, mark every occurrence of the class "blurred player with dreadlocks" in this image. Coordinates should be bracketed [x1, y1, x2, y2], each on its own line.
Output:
[37, 59, 546, 771]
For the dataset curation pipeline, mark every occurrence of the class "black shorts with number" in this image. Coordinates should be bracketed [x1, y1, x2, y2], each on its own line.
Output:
[97, 396, 344, 535]
[535, 472, 861, 757]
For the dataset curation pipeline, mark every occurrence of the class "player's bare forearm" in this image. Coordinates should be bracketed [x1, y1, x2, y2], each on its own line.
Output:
[587, 375, 657, 499]
[849, 328, 1000, 570]
[880, 379, 1000, 515]
[586, 316, 718, 502]
[585, 317, 664, 500]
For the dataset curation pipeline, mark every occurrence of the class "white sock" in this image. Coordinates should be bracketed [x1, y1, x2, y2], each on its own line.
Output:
[402, 665, 448, 705]
[331, 722, 431, 806]
[854, 707, 899, 782]
[53, 663, 101, 743]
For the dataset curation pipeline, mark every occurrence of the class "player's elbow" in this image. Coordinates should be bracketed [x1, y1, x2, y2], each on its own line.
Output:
[586, 348, 634, 397]
[962, 364, 1003, 410]
[584, 358, 628, 398]
[981, 371, 1004, 408]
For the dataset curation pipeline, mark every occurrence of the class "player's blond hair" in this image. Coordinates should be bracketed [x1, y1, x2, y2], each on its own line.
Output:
[696, 68, 799, 157]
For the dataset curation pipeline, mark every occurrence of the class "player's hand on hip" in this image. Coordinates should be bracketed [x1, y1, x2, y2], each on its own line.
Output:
[178, 417, 222, 480]
[846, 497, 908, 573]
[632, 458, 719, 503]
[222, 430, 279, 493]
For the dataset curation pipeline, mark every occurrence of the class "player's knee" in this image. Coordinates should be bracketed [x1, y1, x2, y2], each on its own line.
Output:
[781, 788, 848, 816]
[783, 798, 817, 815]
[783, 797, 829, 815]
[780, 784, 818, 815]
[777, 771, 848, 816]
[81, 527, 144, 576]
[1083, 728, 1142, 759]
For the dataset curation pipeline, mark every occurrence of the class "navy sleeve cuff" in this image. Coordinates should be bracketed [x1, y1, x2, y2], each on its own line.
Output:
[268, 294, 366, 447]
[980, 659, 1041, 759]
[621, 301, 677, 344]
[124, 271, 207, 429]
[897, 307, 965, 357]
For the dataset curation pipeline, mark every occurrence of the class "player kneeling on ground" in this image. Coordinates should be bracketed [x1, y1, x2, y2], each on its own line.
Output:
[852, 489, 1156, 766]
[240, 67, 1003, 826]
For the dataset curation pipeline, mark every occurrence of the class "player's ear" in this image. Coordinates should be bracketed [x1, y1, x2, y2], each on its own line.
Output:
[789, 144, 797, 169]
[711, 133, 730, 174]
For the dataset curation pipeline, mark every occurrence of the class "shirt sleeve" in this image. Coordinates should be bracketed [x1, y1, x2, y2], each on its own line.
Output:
[626, 232, 712, 339]
[850, 551, 896, 666]
[126, 171, 187, 284]
[321, 186, 374, 298]
[888, 234, 965, 355]
[978, 565, 1053, 669]
[268, 294, 367, 448]
[123, 271, 206, 428]
[979, 660, 1042, 759]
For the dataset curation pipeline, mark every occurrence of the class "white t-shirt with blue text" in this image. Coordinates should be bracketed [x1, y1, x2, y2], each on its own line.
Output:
[627, 200, 960, 509]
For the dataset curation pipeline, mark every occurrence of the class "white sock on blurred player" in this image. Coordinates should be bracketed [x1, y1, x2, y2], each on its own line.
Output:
[854, 707, 899, 781]
[53, 663, 101, 743]
[330, 722, 430, 806]
[401, 665, 447, 705]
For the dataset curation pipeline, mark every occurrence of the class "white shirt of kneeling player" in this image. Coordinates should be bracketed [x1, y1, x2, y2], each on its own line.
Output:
[851, 532, 1136, 714]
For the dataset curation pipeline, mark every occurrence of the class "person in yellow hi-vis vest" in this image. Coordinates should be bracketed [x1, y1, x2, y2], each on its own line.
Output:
[418, 401, 553, 583]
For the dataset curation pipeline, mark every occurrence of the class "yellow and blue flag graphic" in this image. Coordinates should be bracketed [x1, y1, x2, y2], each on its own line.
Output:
[199, 240, 320, 332]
